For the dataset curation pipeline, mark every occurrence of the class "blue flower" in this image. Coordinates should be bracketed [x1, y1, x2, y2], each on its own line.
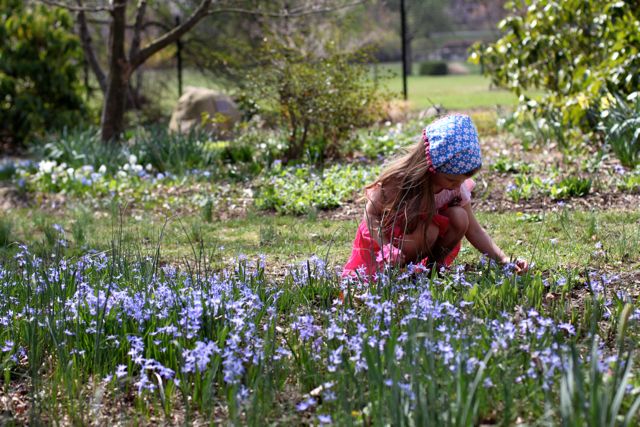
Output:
[296, 397, 316, 412]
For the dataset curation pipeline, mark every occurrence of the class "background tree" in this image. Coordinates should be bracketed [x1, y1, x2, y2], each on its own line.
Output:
[40, 0, 362, 143]
[0, 0, 86, 147]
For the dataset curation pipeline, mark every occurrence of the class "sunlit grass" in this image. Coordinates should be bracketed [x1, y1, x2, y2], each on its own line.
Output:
[2, 206, 638, 276]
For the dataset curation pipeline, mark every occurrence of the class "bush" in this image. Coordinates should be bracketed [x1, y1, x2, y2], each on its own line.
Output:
[471, 0, 640, 158]
[0, 0, 87, 146]
[418, 61, 448, 76]
[242, 38, 388, 163]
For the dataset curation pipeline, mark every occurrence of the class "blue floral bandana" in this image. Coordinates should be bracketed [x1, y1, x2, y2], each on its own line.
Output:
[423, 114, 482, 175]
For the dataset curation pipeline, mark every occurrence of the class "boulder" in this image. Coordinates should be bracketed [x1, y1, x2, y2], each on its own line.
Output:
[382, 99, 411, 123]
[169, 87, 241, 137]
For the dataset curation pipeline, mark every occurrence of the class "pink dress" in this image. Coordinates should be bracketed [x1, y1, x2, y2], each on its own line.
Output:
[342, 179, 475, 279]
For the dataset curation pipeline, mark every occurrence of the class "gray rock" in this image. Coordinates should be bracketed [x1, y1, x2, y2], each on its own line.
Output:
[169, 87, 242, 137]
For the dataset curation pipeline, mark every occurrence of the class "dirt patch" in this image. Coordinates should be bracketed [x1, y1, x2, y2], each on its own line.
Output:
[0, 184, 29, 211]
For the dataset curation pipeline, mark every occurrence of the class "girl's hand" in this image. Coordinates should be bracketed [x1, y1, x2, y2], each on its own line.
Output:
[513, 259, 529, 274]
[499, 256, 529, 274]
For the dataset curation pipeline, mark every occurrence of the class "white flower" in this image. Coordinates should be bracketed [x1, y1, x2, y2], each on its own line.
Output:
[98, 165, 107, 174]
[128, 154, 138, 165]
[38, 160, 57, 174]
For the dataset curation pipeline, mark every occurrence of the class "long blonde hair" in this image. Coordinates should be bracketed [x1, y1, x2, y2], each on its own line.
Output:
[364, 141, 435, 237]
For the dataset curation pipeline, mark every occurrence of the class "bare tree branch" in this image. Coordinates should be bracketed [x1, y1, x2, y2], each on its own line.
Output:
[76, 0, 106, 93]
[129, 0, 147, 60]
[37, 0, 115, 12]
[87, 18, 172, 32]
[207, 1, 365, 18]
[129, 0, 212, 70]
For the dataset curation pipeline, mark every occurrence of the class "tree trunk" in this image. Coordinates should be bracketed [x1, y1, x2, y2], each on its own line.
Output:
[100, 0, 129, 142]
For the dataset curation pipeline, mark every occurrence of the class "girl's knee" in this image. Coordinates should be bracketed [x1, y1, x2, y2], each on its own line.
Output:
[445, 206, 469, 235]
[426, 223, 440, 246]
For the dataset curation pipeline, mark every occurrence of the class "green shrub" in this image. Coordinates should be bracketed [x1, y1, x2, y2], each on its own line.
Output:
[615, 167, 640, 193]
[418, 61, 448, 76]
[471, 0, 640, 155]
[0, 0, 87, 146]
[0, 161, 16, 181]
[29, 125, 276, 179]
[242, 38, 388, 163]
[348, 119, 425, 159]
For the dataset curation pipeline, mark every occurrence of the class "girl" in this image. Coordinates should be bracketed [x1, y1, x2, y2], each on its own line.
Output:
[342, 114, 528, 279]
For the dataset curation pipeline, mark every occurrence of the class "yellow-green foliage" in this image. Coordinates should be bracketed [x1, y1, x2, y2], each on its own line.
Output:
[471, 0, 640, 147]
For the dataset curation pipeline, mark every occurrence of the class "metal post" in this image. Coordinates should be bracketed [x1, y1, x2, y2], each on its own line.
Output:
[175, 15, 183, 97]
[400, 0, 408, 101]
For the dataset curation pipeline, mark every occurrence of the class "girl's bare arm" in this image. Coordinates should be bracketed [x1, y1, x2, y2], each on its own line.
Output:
[462, 204, 529, 272]
[461, 203, 508, 263]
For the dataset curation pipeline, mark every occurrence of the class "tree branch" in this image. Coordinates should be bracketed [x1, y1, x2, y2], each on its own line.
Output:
[207, 1, 365, 18]
[76, 0, 106, 93]
[87, 18, 172, 32]
[129, 0, 147, 60]
[129, 0, 212, 70]
[37, 0, 115, 13]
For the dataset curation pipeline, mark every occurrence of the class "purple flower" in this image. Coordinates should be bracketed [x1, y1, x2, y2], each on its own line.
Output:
[1, 340, 13, 352]
[115, 364, 128, 378]
[296, 397, 317, 412]
[181, 340, 221, 374]
[557, 323, 575, 335]
[318, 414, 332, 425]
[292, 315, 320, 342]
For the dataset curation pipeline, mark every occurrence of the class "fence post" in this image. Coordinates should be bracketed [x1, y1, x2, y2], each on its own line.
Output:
[400, 0, 408, 101]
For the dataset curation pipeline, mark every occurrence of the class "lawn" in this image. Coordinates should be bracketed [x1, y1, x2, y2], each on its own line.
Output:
[133, 62, 522, 118]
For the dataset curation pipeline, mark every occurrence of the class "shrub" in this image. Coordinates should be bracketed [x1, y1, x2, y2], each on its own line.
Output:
[242, 38, 388, 163]
[0, 0, 87, 146]
[348, 119, 425, 159]
[418, 61, 448, 76]
[471, 0, 640, 156]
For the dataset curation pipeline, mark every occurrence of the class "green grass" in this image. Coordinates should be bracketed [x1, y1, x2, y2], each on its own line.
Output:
[2, 206, 638, 276]
[386, 73, 519, 110]
[92, 63, 523, 119]
[370, 61, 521, 110]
